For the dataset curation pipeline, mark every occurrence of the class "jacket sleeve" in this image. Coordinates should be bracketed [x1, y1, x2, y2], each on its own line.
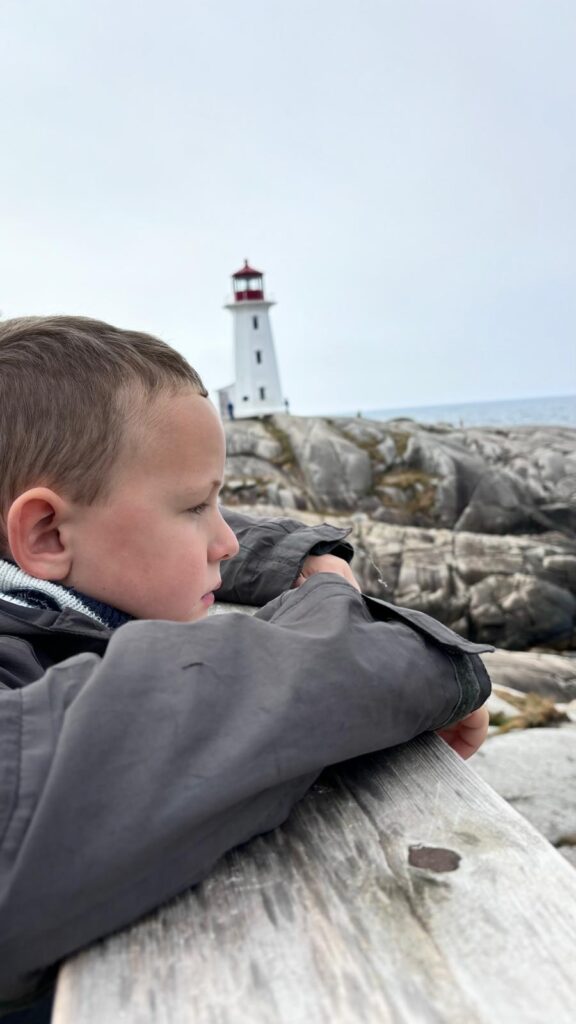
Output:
[218, 507, 354, 604]
[0, 576, 491, 1009]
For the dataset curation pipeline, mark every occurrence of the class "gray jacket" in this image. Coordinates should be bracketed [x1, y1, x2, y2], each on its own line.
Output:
[0, 510, 491, 1011]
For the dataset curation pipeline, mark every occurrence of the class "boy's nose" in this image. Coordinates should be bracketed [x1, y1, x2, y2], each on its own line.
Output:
[211, 513, 240, 562]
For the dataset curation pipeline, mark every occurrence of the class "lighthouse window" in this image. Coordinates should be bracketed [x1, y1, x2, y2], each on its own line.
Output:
[255, 350, 262, 364]
[259, 386, 266, 401]
[252, 316, 259, 329]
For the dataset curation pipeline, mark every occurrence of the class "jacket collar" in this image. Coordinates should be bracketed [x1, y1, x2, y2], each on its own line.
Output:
[0, 594, 112, 635]
[0, 559, 133, 632]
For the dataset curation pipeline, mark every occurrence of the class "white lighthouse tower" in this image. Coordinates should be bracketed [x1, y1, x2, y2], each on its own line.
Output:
[220, 260, 285, 419]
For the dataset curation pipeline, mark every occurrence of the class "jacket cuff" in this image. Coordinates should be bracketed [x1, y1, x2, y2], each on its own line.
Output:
[436, 652, 492, 728]
[308, 537, 354, 563]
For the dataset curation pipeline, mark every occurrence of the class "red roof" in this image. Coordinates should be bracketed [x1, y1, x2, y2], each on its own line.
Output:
[232, 259, 263, 279]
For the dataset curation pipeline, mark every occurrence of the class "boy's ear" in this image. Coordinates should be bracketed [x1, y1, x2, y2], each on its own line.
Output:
[6, 488, 73, 581]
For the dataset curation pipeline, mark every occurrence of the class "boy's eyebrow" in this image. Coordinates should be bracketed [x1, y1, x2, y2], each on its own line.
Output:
[182, 480, 222, 498]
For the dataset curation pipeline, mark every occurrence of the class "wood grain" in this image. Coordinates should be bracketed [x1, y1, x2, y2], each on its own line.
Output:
[53, 730, 576, 1024]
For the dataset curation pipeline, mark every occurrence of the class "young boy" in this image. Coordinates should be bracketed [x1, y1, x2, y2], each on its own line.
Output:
[0, 316, 491, 1016]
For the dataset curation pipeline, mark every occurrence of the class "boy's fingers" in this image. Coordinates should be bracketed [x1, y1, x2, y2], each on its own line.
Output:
[436, 706, 489, 759]
[294, 555, 361, 591]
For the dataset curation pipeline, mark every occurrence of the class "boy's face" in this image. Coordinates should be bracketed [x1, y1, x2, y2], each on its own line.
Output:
[62, 388, 239, 621]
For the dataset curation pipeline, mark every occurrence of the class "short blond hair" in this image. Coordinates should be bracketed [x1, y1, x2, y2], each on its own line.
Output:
[0, 315, 208, 556]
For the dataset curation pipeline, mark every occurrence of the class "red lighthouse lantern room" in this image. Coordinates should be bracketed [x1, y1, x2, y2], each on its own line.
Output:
[232, 259, 264, 302]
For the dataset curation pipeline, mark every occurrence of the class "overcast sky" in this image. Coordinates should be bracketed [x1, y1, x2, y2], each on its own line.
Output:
[1, 0, 574, 415]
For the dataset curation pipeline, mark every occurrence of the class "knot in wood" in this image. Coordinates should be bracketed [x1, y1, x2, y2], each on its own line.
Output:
[408, 844, 461, 872]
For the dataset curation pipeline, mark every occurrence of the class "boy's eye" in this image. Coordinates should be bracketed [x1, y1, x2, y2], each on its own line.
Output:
[187, 502, 209, 515]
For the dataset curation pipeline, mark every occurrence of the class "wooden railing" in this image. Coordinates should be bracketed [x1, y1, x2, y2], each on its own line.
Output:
[52, 606, 576, 1024]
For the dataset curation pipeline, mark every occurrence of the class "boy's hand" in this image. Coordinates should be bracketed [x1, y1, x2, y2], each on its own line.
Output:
[293, 554, 362, 591]
[436, 706, 489, 759]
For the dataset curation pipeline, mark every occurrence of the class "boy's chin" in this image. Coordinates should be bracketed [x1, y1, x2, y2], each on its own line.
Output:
[188, 604, 210, 623]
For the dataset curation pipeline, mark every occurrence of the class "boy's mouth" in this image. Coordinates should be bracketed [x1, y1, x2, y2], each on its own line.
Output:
[200, 580, 222, 608]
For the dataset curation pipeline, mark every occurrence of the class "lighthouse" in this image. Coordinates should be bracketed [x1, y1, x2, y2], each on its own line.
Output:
[218, 260, 285, 419]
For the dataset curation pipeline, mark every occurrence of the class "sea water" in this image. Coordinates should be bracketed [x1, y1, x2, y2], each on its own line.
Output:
[359, 394, 576, 429]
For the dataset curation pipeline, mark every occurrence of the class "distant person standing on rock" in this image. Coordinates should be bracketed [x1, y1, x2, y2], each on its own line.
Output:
[227, 400, 234, 420]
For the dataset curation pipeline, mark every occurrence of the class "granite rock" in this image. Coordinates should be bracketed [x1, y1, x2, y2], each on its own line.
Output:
[471, 727, 576, 867]
[222, 415, 576, 540]
[225, 504, 576, 650]
[468, 573, 576, 649]
[348, 518, 576, 649]
[271, 415, 373, 511]
[481, 650, 576, 701]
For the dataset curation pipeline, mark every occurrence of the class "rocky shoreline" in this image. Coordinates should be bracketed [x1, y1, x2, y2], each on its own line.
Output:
[223, 415, 576, 649]
[223, 414, 576, 865]
[224, 414, 576, 532]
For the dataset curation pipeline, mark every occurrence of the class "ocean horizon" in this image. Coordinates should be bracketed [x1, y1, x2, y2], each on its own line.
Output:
[349, 393, 576, 429]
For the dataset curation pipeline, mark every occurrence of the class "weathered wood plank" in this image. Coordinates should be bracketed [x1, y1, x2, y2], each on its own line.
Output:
[53, 733, 576, 1024]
